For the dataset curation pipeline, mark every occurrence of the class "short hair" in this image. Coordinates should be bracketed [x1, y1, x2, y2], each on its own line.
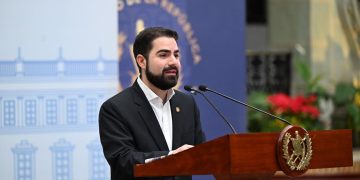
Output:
[133, 27, 179, 75]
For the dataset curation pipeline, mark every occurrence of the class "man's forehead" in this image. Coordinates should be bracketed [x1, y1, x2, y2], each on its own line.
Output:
[154, 49, 180, 54]
[151, 37, 179, 51]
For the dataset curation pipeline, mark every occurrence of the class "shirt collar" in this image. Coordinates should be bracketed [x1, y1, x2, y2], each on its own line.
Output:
[137, 77, 175, 103]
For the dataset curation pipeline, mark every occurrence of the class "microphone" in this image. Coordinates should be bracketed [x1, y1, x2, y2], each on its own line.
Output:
[184, 85, 237, 134]
[198, 85, 291, 125]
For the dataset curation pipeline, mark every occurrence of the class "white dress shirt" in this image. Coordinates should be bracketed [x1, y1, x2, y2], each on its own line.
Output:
[137, 78, 174, 150]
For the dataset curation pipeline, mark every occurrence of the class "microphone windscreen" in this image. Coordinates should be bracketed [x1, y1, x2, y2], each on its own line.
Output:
[198, 85, 207, 91]
[183, 85, 193, 91]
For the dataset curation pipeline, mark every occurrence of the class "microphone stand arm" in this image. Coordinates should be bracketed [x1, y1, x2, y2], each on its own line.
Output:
[206, 88, 292, 125]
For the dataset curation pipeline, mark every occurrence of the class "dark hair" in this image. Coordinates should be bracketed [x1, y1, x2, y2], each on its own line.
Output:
[133, 27, 178, 76]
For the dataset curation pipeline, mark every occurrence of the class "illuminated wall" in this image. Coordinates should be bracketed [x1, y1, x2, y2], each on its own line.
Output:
[0, 0, 117, 179]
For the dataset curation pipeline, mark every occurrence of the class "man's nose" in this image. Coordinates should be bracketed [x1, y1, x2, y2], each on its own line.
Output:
[168, 55, 178, 65]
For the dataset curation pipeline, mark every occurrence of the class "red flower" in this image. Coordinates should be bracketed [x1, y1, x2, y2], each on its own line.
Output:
[305, 95, 317, 104]
[301, 105, 320, 119]
[267, 93, 291, 114]
[267, 93, 320, 120]
[290, 96, 306, 114]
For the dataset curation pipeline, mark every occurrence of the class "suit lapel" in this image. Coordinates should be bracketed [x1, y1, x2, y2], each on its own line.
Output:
[132, 82, 169, 151]
[170, 94, 182, 149]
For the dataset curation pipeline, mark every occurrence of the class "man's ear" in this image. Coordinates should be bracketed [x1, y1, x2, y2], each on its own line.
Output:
[136, 55, 146, 70]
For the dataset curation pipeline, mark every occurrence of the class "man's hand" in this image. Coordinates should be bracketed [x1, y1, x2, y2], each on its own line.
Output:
[145, 144, 194, 163]
[169, 144, 194, 155]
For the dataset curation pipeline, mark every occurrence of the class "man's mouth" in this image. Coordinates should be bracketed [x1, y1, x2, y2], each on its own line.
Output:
[164, 68, 178, 75]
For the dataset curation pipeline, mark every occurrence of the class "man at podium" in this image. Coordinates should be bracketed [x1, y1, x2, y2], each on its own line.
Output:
[99, 27, 206, 180]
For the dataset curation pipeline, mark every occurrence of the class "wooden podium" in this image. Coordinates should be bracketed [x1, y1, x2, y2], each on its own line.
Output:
[134, 129, 353, 179]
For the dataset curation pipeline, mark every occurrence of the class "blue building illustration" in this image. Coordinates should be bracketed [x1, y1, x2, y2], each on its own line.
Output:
[12, 140, 37, 180]
[0, 48, 117, 180]
[50, 139, 75, 180]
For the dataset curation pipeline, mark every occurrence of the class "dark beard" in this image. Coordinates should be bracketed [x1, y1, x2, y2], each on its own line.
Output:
[145, 64, 179, 90]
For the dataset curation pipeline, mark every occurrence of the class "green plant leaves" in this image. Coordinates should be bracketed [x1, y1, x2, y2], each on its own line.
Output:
[334, 83, 356, 105]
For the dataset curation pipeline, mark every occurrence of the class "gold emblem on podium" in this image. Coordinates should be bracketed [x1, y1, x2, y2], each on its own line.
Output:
[282, 130, 312, 170]
[277, 125, 313, 177]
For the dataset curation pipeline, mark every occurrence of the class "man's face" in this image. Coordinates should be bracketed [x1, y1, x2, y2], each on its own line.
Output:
[145, 37, 181, 90]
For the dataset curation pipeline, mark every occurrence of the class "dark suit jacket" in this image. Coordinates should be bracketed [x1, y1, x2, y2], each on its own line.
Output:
[99, 82, 206, 180]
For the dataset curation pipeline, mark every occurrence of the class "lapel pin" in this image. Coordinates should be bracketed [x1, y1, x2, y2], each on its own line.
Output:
[176, 107, 180, 112]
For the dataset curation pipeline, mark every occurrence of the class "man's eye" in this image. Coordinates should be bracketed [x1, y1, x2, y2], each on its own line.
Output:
[159, 53, 168, 57]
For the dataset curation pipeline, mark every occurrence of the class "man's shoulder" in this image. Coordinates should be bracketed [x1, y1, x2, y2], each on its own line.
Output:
[174, 89, 190, 97]
[173, 89, 194, 103]
[102, 86, 135, 107]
